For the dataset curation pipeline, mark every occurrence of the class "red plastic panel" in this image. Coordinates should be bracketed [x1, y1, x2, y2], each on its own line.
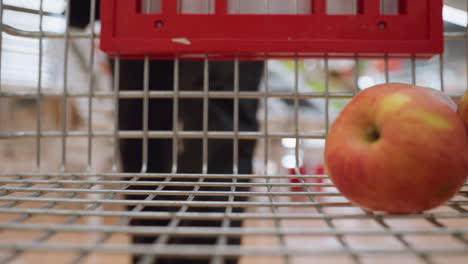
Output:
[100, 0, 443, 58]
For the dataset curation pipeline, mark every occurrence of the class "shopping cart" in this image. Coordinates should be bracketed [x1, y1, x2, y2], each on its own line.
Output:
[0, 0, 467, 264]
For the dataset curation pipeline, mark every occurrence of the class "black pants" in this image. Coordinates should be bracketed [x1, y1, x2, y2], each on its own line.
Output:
[69, 2, 263, 262]
[117, 60, 263, 264]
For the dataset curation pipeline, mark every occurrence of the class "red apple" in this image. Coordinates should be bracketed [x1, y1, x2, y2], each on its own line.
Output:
[458, 89, 468, 136]
[423, 87, 458, 112]
[325, 83, 468, 213]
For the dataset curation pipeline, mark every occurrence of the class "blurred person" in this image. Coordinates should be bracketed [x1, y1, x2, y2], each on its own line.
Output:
[69, 1, 264, 263]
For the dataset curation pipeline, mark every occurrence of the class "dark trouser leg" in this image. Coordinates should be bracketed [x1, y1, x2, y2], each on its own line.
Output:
[173, 61, 263, 264]
[118, 60, 176, 263]
[118, 59, 263, 264]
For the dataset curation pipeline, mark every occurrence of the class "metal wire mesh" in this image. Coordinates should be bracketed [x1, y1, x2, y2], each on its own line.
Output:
[1, 1, 468, 264]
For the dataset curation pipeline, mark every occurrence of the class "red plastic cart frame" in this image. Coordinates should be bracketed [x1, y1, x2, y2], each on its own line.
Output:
[100, 0, 443, 59]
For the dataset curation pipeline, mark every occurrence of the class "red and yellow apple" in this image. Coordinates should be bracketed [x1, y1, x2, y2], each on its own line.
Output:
[424, 87, 458, 112]
[458, 89, 468, 136]
[325, 83, 468, 213]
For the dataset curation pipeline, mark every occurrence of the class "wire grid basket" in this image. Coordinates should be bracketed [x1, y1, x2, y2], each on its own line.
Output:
[0, 1, 468, 264]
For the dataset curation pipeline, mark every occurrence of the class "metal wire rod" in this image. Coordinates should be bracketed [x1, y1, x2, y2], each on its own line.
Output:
[2, 223, 468, 237]
[0, 242, 466, 257]
[0, 130, 328, 140]
[0, 208, 466, 221]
